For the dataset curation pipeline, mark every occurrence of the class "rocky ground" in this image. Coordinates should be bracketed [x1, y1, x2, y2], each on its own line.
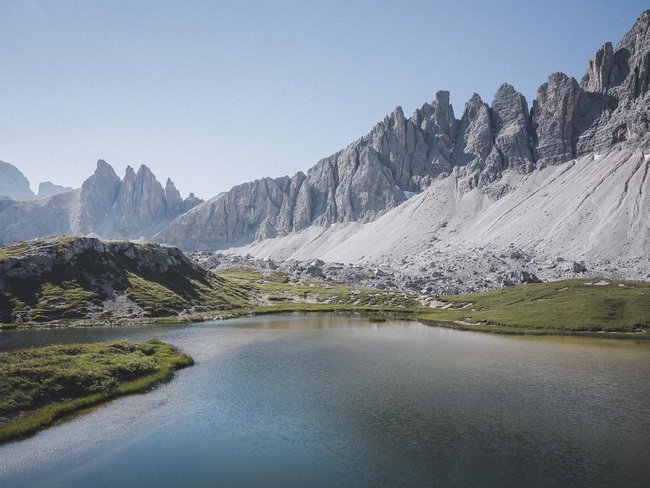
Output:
[192, 244, 647, 296]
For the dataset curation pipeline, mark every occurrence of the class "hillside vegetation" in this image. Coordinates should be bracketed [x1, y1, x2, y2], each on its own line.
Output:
[418, 279, 650, 335]
[0, 237, 249, 323]
[0, 340, 193, 443]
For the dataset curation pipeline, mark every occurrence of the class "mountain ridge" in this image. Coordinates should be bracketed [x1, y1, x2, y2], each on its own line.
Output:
[0, 10, 648, 280]
[154, 9, 650, 251]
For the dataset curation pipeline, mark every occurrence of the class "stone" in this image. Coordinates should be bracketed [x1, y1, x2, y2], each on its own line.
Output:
[37, 181, 73, 198]
[77, 160, 121, 235]
[0, 161, 35, 200]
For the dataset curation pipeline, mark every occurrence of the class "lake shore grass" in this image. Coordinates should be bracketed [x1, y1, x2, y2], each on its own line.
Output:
[1, 272, 648, 340]
[414, 278, 650, 339]
[0, 340, 193, 444]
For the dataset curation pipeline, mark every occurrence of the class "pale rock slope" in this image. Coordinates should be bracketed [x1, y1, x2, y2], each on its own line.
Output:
[229, 149, 649, 274]
[212, 148, 648, 293]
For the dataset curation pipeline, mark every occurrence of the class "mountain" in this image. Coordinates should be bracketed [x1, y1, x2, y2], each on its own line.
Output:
[155, 10, 650, 253]
[0, 161, 35, 200]
[1, 10, 648, 291]
[36, 181, 73, 198]
[216, 148, 647, 293]
[0, 161, 202, 245]
[0, 236, 248, 323]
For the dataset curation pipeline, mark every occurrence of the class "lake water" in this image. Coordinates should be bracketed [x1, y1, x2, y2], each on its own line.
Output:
[0, 314, 649, 487]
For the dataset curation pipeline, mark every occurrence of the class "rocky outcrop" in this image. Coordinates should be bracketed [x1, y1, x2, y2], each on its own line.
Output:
[578, 10, 650, 152]
[0, 161, 35, 200]
[0, 236, 248, 322]
[116, 165, 169, 238]
[77, 160, 121, 235]
[531, 73, 584, 166]
[491, 83, 534, 172]
[36, 181, 73, 198]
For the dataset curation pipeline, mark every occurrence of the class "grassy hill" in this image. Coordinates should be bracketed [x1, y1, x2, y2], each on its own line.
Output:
[0, 237, 249, 323]
[418, 278, 650, 335]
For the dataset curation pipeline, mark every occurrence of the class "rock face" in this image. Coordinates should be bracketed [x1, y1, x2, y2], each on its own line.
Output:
[0, 196, 72, 245]
[37, 181, 73, 198]
[77, 159, 122, 235]
[0, 160, 202, 245]
[116, 165, 169, 237]
[157, 10, 650, 251]
[0, 161, 35, 200]
[578, 10, 650, 152]
[531, 73, 584, 166]
[76, 160, 203, 239]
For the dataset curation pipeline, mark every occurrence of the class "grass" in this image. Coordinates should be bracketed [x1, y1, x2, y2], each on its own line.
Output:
[0, 242, 29, 260]
[0, 339, 193, 443]
[124, 271, 248, 316]
[417, 278, 650, 336]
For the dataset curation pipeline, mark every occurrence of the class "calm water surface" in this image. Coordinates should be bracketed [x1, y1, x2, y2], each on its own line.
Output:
[0, 314, 649, 487]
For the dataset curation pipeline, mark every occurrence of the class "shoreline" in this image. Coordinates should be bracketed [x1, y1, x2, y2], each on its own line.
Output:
[1, 305, 648, 341]
[0, 341, 193, 445]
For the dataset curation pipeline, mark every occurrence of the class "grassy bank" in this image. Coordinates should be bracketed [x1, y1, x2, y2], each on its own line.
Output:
[2, 262, 648, 339]
[416, 278, 650, 337]
[0, 340, 193, 444]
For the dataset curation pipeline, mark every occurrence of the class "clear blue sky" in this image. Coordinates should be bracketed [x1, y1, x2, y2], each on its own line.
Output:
[1, 0, 647, 199]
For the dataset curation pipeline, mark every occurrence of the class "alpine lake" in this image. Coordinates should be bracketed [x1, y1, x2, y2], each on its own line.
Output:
[1, 313, 648, 488]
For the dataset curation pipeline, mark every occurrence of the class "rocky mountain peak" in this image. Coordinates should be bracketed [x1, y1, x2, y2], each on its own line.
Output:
[490, 83, 534, 173]
[37, 181, 73, 198]
[581, 42, 624, 93]
[0, 161, 35, 200]
[165, 178, 182, 206]
[72, 159, 202, 239]
[531, 73, 583, 166]
[116, 164, 167, 237]
[614, 9, 650, 100]
[95, 159, 118, 177]
[78, 159, 122, 234]
[453, 93, 494, 169]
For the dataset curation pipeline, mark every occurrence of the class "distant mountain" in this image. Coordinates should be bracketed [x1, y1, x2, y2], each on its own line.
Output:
[0, 160, 202, 245]
[0, 161, 35, 200]
[37, 181, 73, 198]
[155, 10, 650, 251]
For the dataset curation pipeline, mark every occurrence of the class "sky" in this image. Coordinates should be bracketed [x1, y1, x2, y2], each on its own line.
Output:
[1, 0, 647, 199]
